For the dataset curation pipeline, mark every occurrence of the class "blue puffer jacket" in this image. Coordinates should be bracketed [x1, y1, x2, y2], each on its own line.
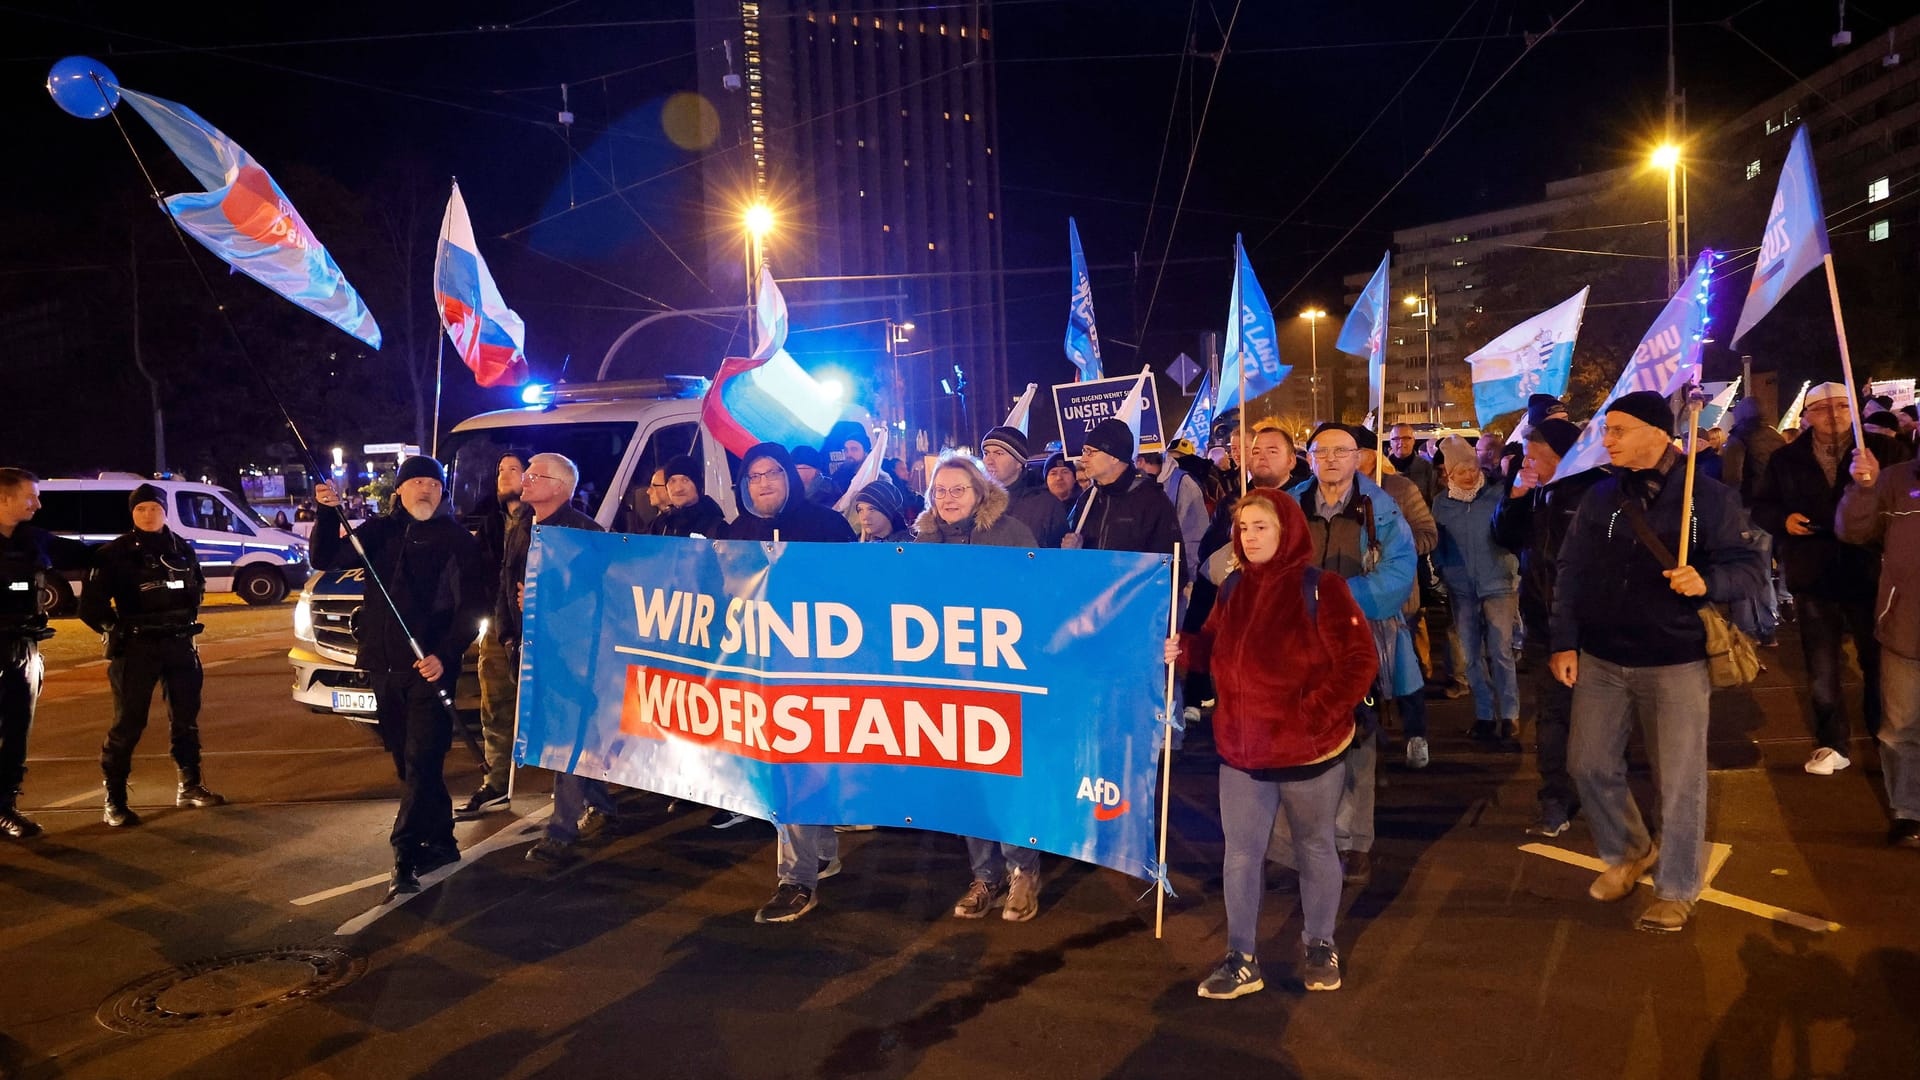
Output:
[1288, 474, 1422, 698]
[1433, 480, 1519, 598]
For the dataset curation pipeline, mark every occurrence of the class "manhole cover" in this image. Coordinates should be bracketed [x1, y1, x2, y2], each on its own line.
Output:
[97, 945, 366, 1034]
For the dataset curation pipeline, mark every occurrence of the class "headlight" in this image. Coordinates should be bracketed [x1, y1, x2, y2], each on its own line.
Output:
[293, 598, 315, 642]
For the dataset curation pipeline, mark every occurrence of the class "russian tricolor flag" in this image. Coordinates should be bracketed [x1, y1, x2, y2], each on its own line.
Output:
[435, 182, 528, 388]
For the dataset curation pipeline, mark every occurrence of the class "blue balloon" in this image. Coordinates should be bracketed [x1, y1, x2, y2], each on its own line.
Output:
[47, 56, 120, 119]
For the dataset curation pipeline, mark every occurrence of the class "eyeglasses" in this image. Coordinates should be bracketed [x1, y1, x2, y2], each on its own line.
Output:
[746, 468, 785, 484]
[1308, 447, 1356, 460]
[522, 472, 559, 484]
[929, 484, 973, 499]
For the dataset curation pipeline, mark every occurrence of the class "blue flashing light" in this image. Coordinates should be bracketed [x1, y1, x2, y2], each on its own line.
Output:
[521, 382, 552, 406]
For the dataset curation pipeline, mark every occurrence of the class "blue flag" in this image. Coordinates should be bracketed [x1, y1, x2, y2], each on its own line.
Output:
[1465, 287, 1589, 426]
[1172, 371, 1215, 449]
[1065, 218, 1103, 381]
[1557, 253, 1719, 478]
[1213, 236, 1289, 413]
[1732, 126, 1830, 347]
[1338, 252, 1390, 412]
[119, 88, 381, 349]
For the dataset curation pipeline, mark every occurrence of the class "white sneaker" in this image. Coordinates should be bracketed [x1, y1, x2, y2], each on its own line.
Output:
[1804, 748, 1851, 775]
[1406, 736, 1430, 770]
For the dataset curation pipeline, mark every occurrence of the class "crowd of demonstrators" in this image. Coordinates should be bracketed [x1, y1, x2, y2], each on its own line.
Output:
[1492, 418, 1601, 837]
[830, 431, 870, 490]
[1187, 425, 1299, 722]
[1169, 489, 1378, 997]
[1838, 440, 1920, 848]
[311, 456, 490, 900]
[1754, 384, 1913, 776]
[1136, 450, 1209, 582]
[1432, 436, 1522, 751]
[1351, 427, 1438, 768]
[1552, 391, 1769, 933]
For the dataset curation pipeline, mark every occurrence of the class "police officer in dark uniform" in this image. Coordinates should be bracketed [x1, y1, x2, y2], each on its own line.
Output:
[311, 456, 488, 899]
[79, 483, 224, 827]
[0, 467, 94, 840]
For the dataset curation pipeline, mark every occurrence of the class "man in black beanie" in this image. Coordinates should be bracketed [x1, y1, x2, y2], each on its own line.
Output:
[313, 455, 489, 900]
[80, 484, 221, 826]
[979, 425, 1067, 547]
[1065, 419, 1178, 558]
[648, 455, 727, 538]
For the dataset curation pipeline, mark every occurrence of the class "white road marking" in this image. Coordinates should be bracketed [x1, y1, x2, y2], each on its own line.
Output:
[291, 873, 391, 906]
[1519, 842, 1842, 933]
[331, 805, 554, 936]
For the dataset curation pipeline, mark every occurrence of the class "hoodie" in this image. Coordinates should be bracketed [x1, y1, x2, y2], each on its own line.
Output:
[913, 482, 1039, 547]
[721, 443, 858, 543]
[1179, 490, 1378, 770]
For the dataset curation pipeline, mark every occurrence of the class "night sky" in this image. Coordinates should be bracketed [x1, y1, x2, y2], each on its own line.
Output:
[0, 0, 1884, 473]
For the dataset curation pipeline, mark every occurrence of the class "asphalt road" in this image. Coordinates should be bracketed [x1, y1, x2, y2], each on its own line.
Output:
[1, 602, 1916, 1080]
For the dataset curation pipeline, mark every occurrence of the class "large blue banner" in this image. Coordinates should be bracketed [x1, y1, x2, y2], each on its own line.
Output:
[515, 529, 1174, 880]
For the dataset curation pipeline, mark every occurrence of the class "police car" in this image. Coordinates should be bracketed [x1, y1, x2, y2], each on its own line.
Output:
[35, 475, 310, 612]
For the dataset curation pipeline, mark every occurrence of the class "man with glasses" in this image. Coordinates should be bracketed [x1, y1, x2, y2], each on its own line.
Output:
[721, 443, 855, 923]
[1386, 424, 1436, 506]
[1754, 383, 1911, 776]
[1063, 418, 1178, 558]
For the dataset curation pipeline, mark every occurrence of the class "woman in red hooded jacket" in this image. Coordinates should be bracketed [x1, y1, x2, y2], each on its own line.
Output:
[1167, 488, 1378, 997]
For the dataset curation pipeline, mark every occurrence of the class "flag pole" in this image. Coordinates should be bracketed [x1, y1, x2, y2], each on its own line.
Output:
[1677, 391, 1702, 566]
[1821, 254, 1868, 449]
[1156, 543, 1181, 940]
[1237, 362, 1249, 493]
[431, 334, 445, 459]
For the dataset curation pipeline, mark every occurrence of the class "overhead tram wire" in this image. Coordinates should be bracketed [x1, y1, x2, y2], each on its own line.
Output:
[1135, 0, 1203, 311]
[1268, 1, 1589, 312]
[1133, 0, 1246, 355]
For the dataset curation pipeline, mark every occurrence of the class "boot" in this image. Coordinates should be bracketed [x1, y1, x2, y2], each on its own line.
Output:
[386, 855, 421, 902]
[103, 779, 141, 828]
[0, 790, 41, 840]
[176, 768, 226, 808]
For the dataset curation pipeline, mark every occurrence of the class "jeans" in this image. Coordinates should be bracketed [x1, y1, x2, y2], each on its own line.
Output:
[547, 772, 616, 843]
[775, 824, 840, 889]
[1881, 650, 1920, 823]
[0, 639, 42, 793]
[476, 635, 519, 792]
[1523, 635, 1576, 814]
[1395, 691, 1428, 739]
[966, 837, 1039, 884]
[1452, 586, 1520, 723]
[1269, 707, 1377, 861]
[102, 637, 203, 782]
[371, 669, 457, 858]
[1568, 653, 1711, 902]
[1798, 594, 1882, 751]
[1221, 762, 1344, 954]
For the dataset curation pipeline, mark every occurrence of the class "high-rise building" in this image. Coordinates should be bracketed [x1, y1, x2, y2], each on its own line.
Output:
[694, 1, 1008, 449]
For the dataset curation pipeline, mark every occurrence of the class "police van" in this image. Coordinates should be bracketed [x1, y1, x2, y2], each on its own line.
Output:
[35, 475, 311, 612]
[289, 377, 742, 721]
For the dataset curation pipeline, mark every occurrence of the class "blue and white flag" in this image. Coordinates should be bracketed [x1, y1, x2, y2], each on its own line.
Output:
[1557, 253, 1719, 477]
[1732, 126, 1830, 347]
[1214, 236, 1289, 414]
[1702, 378, 1741, 431]
[1465, 287, 1588, 426]
[1171, 371, 1215, 450]
[1338, 252, 1391, 411]
[1065, 218, 1103, 382]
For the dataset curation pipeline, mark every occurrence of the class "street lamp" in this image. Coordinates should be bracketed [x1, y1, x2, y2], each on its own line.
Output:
[886, 318, 915, 440]
[1298, 309, 1326, 420]
[1403, 283, 1436, 425]
[743, 202, 774, 351]
[1651, 143, 1685, 294]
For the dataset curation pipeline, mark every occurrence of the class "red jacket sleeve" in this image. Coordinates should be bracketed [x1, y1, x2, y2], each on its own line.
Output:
[1299, 573, 1378, 723]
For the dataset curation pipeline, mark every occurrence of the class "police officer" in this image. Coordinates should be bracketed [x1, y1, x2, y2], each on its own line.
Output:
[79, 483, 223, 827]
[0, 467, 94, 840]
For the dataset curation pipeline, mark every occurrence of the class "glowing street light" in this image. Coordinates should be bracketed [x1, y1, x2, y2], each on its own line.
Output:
[1299, 309, 1327, 420]
[1650, 143, 1681, 170]
[1650, 142, 1685, 293]
[744, 202, 775, 237]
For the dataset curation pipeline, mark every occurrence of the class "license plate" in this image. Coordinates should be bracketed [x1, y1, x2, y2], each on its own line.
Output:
[332, 690, 378, 713]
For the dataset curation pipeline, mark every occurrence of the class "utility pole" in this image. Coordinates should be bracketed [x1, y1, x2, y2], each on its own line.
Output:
[129, 230, 166, 474]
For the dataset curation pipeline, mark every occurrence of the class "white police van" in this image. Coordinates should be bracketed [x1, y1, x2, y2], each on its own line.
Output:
[36, 474, 311, 611]
[289, 377, 741, 721]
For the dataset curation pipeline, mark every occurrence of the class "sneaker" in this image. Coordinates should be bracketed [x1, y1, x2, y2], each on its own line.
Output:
[1405, 736, 1430, 770]
[1527, 803, 1573, 838]
[1496, 720, 1523, 753]
[414, 840, 461, 875]
[755, 882, 816, 923]
[708, 809, 752, 830]
[816, 856, 843, 881]
[1804, 748, 1851, 775]
[524, 838, 578, 867]
[1443, 682, 1470, 700]
[1636, 898, 1694, 933]
[1588, 843, 1659, 902]
[386, 862, 420, 901]
[576, 807, 614, 843]
[1467, 719, 1496, 741]
[455, 785, 510, 820]
[1196, 951, 1265, 1000]
[1182, 705, 1202, 725]
[1301, 940, 1343, 991]
[1340, 850, 1372, 886]
[952, 878, 1005, 919]
[0, 804, 42, 840]
[1002, 867, 1040, 922]
[1889, 818, 1920, 849]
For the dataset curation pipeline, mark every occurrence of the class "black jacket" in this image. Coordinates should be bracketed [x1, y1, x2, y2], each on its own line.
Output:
[1002, 468, 1068, 549]
[649, 495, 727, 539]
[311, 504, 488, 676]
[722, 443, 858, 543]
[79, 527, 204, 638]
[1069, 465, 1180, 558]
[1550, 452, 1768, 667]
[1752, 431, 1908, 602]
[1491, 467, 1605, 635]
[0, 524, 92, 638]
[498, 503, 604, 644]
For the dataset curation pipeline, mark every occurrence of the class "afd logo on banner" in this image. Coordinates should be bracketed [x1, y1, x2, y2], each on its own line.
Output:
[1051, 373, 1165, 457]
[516, 529, 1172, 879]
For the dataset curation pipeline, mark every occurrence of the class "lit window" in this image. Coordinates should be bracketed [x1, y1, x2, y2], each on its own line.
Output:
[903, 159, 910, 167]
[1869, 219, 1890, 242]
[987, 212, 995, 220]
[964, 113, 972, 122]
[1473, 304, 1485, 313]
[1452, 233, 1470, 243]
[900, 108, 908, 117]
[1746, 159, 1762, 180]
[1869, 176, 1890, 202]
[928, 242, 937, 250]
[1452, 257, 1467, 267]
[883, 224, 890, 232]
[1462, 283, 1474, 290]
[944, 111, 951, 119]
[857, 139, 865, 147]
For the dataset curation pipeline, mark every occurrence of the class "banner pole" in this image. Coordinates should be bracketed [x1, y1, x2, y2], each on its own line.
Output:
[1238, 363, 1249, 494]
[1822, 254, 1868, 449]
[431, 333, 445, 459]
[1155, 543, 1181, 940]
[1678, 394, 1701, 566]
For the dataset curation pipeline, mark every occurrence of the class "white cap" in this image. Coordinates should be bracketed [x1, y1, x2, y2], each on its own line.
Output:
[1805, 382, 1851, 406]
